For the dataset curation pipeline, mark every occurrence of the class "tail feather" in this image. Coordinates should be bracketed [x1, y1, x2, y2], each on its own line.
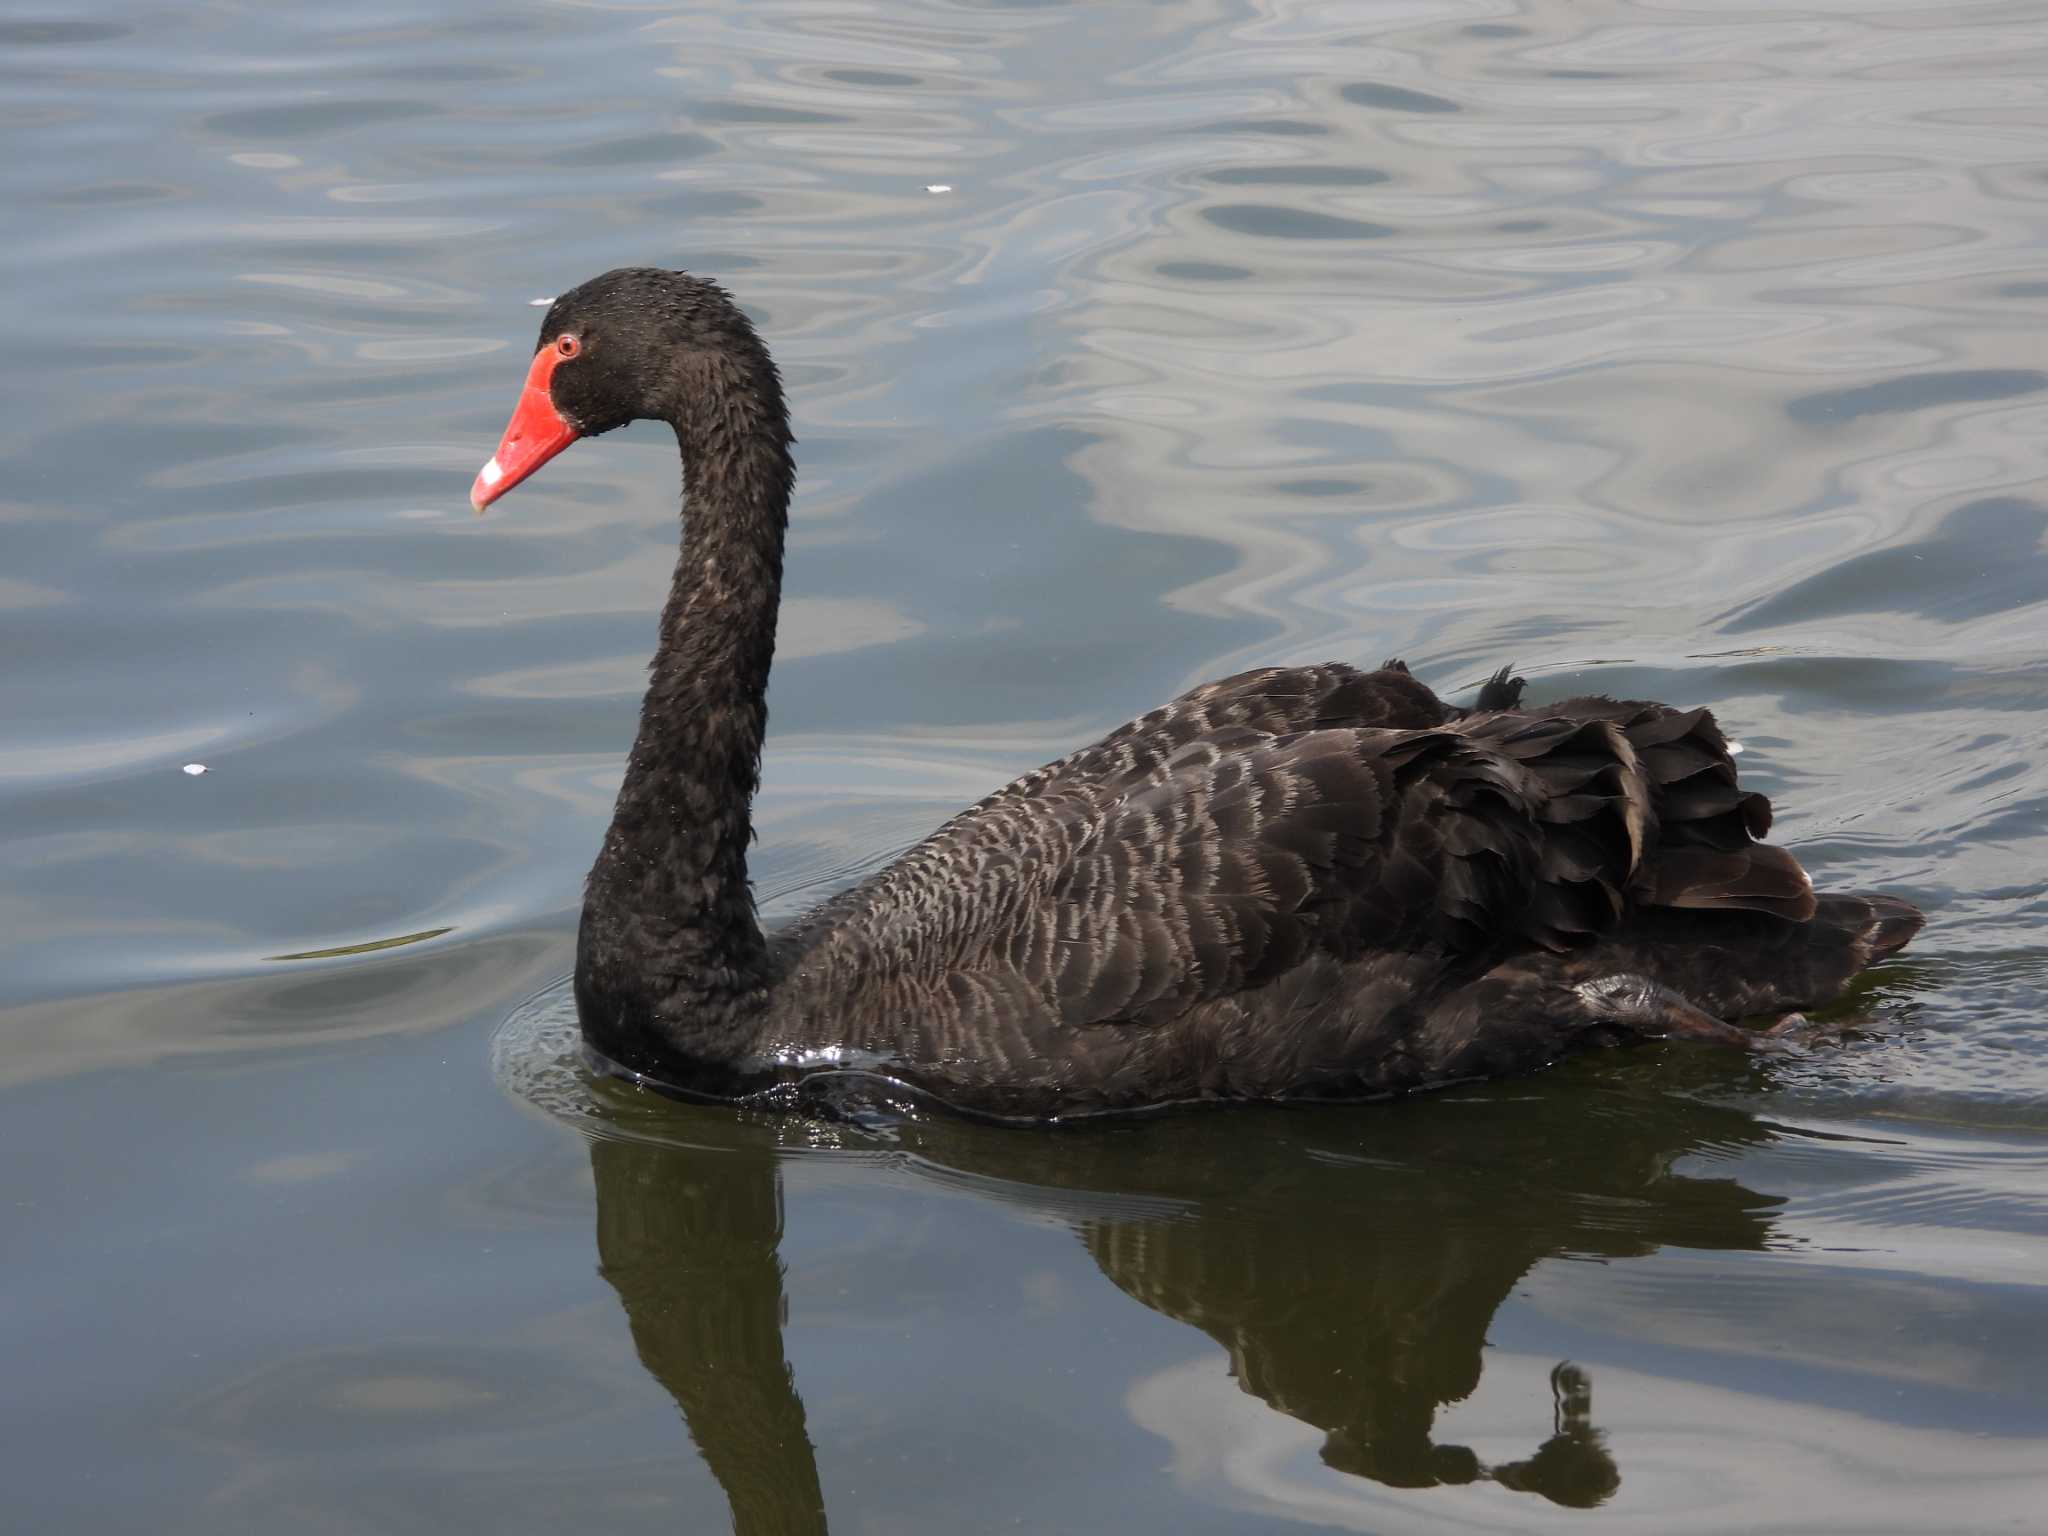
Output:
[1643, 842, 1816, 922]
[1418, 887, 1921, 1078]
[1573, 891, 1922, 1020]
[1851, 892, 1924, 960]
[1531, 696, 1811, 918]
[1448, 693, 1918, 1001]
[1458, 697, 1820, 932]
[1472, 664, 1526, 712]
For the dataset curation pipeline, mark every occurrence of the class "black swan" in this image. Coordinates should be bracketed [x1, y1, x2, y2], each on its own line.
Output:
[472, 266, 1922, 1121]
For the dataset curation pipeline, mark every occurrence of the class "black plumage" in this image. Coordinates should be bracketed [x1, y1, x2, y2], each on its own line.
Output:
[472, 267, 1924, 1121]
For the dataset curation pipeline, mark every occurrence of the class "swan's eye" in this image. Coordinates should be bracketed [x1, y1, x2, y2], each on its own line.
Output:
[555, 333, 581, 359]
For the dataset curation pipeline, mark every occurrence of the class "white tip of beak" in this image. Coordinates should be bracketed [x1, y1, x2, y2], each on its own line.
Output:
[471, 455, 504, 514]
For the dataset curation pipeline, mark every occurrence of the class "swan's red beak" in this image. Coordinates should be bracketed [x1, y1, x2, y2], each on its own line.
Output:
[472, 345, 579, 512]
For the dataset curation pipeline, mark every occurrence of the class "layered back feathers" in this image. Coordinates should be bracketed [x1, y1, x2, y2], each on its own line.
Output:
[781, 666, 1817, 1041]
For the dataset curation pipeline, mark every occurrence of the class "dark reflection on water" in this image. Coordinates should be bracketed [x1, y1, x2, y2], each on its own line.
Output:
[1338, 83, 1461, 115]
[1722, 496, 2048, 632]
[1785, 371, 2048, 428]
[587, 1074, 1791, 1530]
[592, 1132, 830, 1536]
[1202, 204, 1397, 241]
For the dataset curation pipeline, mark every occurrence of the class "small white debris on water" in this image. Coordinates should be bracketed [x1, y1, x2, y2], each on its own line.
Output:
[182, 763, 208, 776]
[528, 296, 553, 307]
[925, 183, 952, 194]
[479, 457, 504, 487]
[1726, 740, 1745, 756]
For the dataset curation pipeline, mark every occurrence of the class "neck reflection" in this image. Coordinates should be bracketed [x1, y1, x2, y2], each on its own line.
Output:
[589, 1130, 826, 1536]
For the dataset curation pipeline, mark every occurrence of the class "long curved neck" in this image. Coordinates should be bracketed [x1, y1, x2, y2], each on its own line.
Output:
[579, 344, 795, 1052]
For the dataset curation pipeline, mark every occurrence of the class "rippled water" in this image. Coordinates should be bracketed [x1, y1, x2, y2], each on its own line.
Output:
[5, 0, 2046, 1530]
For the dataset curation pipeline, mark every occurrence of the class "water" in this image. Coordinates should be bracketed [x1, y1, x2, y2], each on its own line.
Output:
[4, 0, 2046, 1529]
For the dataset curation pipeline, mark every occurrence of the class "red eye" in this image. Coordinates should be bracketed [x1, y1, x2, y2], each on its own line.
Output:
[555, 334, 580, 359]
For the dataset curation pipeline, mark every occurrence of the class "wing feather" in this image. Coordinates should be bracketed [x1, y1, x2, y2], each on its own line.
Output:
[782, 675, 1814, 1039]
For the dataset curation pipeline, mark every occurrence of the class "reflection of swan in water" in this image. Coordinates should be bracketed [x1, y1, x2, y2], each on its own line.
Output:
[590, 1130, 827, 1536]
[579, 1064, 1783, 1531]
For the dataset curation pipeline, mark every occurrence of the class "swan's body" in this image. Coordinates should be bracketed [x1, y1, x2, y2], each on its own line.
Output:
[474, 268, 1921, 1121]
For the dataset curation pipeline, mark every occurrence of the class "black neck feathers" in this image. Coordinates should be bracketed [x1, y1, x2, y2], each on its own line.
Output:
[572, 281, 796, 1057]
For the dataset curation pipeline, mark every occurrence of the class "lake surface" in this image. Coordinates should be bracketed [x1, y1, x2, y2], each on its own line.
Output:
[5, 0, 2047, 1530]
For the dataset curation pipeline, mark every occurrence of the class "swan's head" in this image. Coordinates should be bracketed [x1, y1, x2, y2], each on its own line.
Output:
[471, 267, 766, 512]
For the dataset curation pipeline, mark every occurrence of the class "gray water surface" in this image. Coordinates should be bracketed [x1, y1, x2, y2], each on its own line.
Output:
[5, 1, 2047, 1531]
